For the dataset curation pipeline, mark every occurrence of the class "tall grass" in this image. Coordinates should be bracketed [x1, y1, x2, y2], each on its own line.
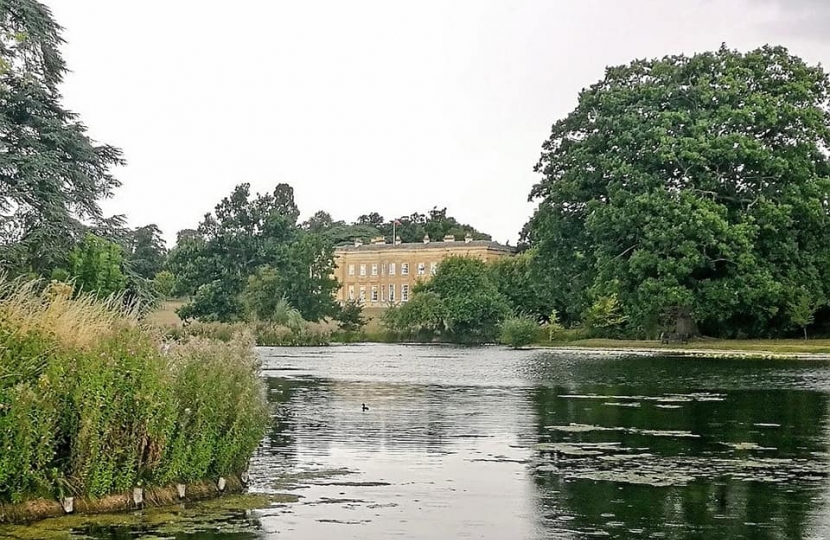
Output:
[163, 320, 331, 347]
[0, 278, 269, 504]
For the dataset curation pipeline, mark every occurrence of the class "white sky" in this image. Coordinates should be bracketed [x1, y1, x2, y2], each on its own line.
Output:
[44, 0, 830, 246]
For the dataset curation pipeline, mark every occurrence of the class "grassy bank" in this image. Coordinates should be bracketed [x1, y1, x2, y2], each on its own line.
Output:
[541, 338, 830, 357]
[0, 279, 269, 508]
[162, 320, 332, 346]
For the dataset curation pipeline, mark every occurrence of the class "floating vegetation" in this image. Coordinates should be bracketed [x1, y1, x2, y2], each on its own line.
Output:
[574, 470, 696, 487]
[557, 392, 725, 404]
[316, 518, 372, 525]
[0, 493, 298, 540]
[312, 481, 392, 487]
[533, 439, 830, 488]
[272, 467, 355, 490]
[546, 424, 624, 433]
[722, 442, 776, 451]
[604, 401, 642, 408]
[636, 429, 699, 439]
[537, 442, 622, 457]
[545, 424, 699, 439]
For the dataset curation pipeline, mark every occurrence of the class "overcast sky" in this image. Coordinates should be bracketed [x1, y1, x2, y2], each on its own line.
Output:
[44, 0, 830, 246]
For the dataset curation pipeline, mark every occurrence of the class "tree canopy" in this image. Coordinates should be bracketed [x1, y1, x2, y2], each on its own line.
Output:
[303, 207, 492, 245]
[523, 45, 830, 338]
[384, 256, 511, 343]
[168, 183, 339, 322]
[125, 224, 167, 280]
[0, 0, 124, 274]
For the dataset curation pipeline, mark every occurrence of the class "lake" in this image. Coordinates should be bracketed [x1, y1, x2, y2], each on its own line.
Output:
[6, 343, 830, 539]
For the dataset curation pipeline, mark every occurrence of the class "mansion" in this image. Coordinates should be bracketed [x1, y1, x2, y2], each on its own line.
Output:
[333, 233, 514, 306]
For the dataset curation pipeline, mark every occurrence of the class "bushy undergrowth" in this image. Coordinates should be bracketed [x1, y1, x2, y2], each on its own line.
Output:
[0, 279, 269, 504]
[164, 321, 331, 347]
[499, 316, 539, 349]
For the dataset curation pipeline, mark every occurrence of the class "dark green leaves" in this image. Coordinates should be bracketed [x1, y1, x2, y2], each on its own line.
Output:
[0, 0, 124, 275]
[168, 183, 339, 323]
[525, 45, 830, 338]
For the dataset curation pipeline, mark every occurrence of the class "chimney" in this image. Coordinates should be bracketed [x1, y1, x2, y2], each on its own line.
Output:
[394, 236, 402, 245]
[464, 233, 473, 244]
[423, 234, 430, 244]
[354, 238, 363, 247]
[443, 235, 455, 243]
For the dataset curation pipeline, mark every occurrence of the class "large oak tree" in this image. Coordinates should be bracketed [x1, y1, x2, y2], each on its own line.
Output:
[524, 45, 830, 338]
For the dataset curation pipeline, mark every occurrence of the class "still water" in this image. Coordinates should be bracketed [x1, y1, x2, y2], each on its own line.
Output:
[7, 344, 830, 539]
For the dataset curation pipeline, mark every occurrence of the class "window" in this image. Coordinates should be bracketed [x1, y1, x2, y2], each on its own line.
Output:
[360, 264, 366, 276]
[359, 287, 366, 302]
[348, 285, 355, 300]
[371, 264, 378, 276]
[389, 284, 395, 302]
[417, 263, 425, 275]
[371, 286, 378, 302]
[401, 263, 409, 275]
[401, 284, 410, 302]
[348, 264, 355, 276]
[381, 263, 386, 275]
[430, 262, 438, 275]
[389, 263, 396, 275]
[381, 285, 386, 302]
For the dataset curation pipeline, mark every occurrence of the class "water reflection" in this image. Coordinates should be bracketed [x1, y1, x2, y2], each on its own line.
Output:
[4, 344, 830, 540]
[530, 383, 830, 538]
[252, 346, 830, 539]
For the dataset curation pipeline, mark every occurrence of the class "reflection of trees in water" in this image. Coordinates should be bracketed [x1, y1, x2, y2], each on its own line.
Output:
[264, 376, 535, 455]
[529, 384, 830, 538]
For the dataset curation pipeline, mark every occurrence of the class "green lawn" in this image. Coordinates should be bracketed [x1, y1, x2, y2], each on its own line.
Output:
[544, 338, 830, 356]
[145, 299, 186, 327]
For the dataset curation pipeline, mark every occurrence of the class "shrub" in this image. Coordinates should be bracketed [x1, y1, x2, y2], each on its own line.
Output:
[153, 270, 176, 298]
[547, 309, 565, 341]
[335, 300, 367, 333]
[583, 294, 628, 337]
[499, 316, 539, 349]
[0, 277, 269, 504]
[163, 320, 331, 347]
[157, 335, 269, 484]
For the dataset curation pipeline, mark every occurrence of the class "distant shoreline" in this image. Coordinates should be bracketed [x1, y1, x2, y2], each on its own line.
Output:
[536, 339, 830, 360]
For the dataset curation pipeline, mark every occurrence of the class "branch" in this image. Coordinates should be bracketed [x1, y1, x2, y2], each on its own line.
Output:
[616, 244, 638, 259]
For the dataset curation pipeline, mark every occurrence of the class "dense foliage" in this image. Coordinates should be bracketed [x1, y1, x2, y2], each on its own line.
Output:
[303, 207, 491, 245]
[51, 233, 127, 298]
[0, 0, 124, 275]
[125, 224, 167, 280]
[336, 299, 367, 333]
[523, 45, 830, 338]
[167, 183, 339, 323]
[0, 278, 269, 504]
[499, 316, 539, 349]
[384, 256, 511, 343]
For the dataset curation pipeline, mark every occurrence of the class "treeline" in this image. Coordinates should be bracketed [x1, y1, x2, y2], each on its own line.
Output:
[4, 2, 830, 343]
[164, 182, 491, 326]
[385, 45, 830, 342]
[513, 45, 830, 340]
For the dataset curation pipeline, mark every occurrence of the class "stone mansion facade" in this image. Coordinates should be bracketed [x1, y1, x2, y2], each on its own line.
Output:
[333, 234, 514, 306]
